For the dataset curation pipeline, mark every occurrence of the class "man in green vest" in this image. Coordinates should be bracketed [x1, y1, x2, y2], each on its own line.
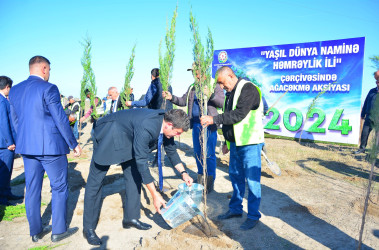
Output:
[201, 66, 264, 230]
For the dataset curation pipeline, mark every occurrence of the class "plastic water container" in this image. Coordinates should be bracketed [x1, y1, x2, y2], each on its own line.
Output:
[161, 183, 204, 228]
[178, 183, 204, 206]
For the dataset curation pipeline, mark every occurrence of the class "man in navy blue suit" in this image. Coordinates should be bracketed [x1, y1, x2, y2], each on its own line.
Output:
[9, 56, 82, 243]
[0, 76, 23, 206]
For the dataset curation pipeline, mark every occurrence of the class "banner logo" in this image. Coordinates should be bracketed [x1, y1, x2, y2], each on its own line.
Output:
[218, 51, 228, 63]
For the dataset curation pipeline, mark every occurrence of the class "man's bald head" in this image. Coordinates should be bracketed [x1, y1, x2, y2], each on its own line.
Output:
[215, 66, 238, 92]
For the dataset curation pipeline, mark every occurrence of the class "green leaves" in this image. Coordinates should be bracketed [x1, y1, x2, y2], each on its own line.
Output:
[159, 6, 178, 93]
[80, 35, 97, 117]
[190, 10, 214, 101]
[120, 44, 136, 109]
[369, 55, 379, 69]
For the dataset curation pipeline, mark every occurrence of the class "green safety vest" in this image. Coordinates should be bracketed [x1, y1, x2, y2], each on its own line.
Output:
[224, 79, 264, 147]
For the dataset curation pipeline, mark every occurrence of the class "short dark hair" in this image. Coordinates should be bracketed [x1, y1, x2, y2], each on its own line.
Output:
[29, 56, 50, 68]
[151, 68, 159, 77]
[164, 109, 190, 131]
[0, 76, 13, 90]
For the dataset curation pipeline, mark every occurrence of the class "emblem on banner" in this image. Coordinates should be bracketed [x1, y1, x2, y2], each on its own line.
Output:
[218, 51, 228, 63]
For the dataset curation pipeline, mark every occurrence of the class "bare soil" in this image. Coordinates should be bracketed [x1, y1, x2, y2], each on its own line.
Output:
[1, 123, 378, 249]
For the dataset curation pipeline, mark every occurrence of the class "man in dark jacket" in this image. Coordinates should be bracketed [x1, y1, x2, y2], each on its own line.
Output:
[163, 65, 224, 193]
[355, 70, 379, 154]
[83, 109, 193, 246]
[126, 68, 173, 111]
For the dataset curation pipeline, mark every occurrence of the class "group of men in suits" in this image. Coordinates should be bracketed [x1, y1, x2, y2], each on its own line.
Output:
[4, 55, 193, 246]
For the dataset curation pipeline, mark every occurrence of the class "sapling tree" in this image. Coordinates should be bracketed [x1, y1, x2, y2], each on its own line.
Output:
[156, 6, 178, 186]
[159, 5, 177, 110]
[120, 44, 136, 110]
[189, 9, 214, 220]
[80, 36, 98, 120]
[79, 36, 98, 139]
[358, 93, 379, 249]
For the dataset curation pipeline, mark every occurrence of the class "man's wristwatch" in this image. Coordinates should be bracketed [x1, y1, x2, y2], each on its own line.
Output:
[180, 170, 188, 175]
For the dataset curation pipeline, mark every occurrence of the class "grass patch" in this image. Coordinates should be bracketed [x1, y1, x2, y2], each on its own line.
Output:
[0, 203, 46, 221]
[28, 243, 68, 250]
[0, 204, 26, 221]
[68, 157, 87, 162]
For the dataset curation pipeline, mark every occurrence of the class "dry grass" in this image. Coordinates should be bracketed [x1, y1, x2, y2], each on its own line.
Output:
[264, 137, 378, 191]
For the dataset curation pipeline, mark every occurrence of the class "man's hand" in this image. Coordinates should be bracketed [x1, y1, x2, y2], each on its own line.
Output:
[162, 91, 172, 100]
[222, 144, 229, 155]
[182, 173, 193, 186]
[146, 182, 166, 214]
[200, 116, 214, 127]
[152, 193, 167, 214]
[73, 145, 82, 157]
[125, 101, 132, 107]
[79, 117, 86, 123]
[7, 144, 15, 151]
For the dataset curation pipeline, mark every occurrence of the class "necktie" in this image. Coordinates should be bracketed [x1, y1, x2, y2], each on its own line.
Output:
[110, 100, 115, 113]
[157, 133, 164, 191]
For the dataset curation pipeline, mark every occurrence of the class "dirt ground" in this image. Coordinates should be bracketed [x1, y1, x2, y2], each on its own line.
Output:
[1, 122, 379, 250]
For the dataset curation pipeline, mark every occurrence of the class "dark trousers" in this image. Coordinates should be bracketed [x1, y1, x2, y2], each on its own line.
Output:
[23, 154, 68, 236]
[359, 119, 373, 150]
[0, 148, 15, 204]
[83, 158, 142, 230]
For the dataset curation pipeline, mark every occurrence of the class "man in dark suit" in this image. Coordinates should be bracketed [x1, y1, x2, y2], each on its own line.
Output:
[9, 56, 82, 243]
[0, 76, 23, 206]
[108, 86, 123, 113]
[83, 108, 193, 246]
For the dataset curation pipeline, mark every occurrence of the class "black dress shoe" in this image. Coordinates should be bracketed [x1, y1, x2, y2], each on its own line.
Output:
[122, 219, 152, 230]
[217, 210, 242, 220]
[32, 225, 52, 242]
[7, 194, 24, 200]
[51, 227, 78, 242]
[83, 229, 102, 246]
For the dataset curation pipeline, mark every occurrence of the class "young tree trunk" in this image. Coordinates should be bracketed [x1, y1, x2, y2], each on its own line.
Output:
[202, 95, 208, 219]
[358, 134, 379, 249]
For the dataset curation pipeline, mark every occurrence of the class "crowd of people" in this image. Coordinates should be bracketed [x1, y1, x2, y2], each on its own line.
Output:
[4, 55, 376, 247]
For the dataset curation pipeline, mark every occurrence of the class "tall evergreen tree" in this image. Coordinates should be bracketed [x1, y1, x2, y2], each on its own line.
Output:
[159, 5, 178, 109]
[189, 10, 214, 220]
[120, 44, 136, 110]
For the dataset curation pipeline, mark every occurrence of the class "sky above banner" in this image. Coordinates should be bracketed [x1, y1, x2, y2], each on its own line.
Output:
[0, 0, 377, 101]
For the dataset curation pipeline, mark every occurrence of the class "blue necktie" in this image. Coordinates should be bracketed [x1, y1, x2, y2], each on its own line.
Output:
[157, 133, 164, 191]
